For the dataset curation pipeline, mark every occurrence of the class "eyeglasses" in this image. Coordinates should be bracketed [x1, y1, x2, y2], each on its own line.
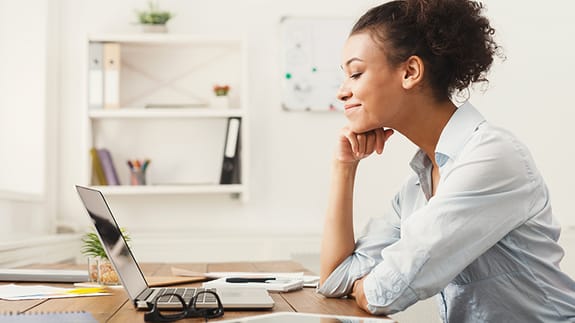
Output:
[144, 290, 224, 322]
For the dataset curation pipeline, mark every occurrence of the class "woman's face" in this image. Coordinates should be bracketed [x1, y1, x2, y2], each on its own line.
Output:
[338, 32, 405, 133]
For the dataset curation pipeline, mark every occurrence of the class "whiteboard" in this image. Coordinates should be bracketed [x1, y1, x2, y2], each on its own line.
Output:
[280, 16, 354, 112]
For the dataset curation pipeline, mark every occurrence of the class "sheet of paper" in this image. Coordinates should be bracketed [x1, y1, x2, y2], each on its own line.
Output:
[0, 284, 110, 300]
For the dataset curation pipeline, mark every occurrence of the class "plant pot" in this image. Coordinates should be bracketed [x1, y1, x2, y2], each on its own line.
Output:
[211, 96, 230, 109]
[88, 257, 120, 286]
[142, 24, 167, 33]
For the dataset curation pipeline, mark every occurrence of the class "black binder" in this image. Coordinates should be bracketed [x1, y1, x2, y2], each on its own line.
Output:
[220, 117, 241, 184]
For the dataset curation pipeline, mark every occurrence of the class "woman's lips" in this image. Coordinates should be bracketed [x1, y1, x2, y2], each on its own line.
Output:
[344, 103, 361, 110]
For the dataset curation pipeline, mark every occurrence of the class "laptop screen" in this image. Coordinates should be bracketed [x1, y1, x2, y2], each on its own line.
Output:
[76, 185, 148, 301]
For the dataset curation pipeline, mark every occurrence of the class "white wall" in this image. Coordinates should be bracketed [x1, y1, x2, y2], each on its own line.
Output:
[0, 0, 59, 237]
[51, 0, 575, 262]
[0, 0, 47, 196]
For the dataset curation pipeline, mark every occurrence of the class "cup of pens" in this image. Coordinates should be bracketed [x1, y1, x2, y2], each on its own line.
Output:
[127, 159, 150, 185]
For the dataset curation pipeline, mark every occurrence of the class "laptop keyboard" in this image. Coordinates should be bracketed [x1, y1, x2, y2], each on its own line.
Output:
[156, 287, 218, 305]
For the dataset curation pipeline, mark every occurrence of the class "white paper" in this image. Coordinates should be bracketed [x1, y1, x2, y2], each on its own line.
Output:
[0, 284, 109, 300]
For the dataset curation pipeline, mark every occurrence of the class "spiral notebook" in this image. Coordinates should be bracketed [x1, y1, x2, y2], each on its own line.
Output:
[0, 311, 97, 322]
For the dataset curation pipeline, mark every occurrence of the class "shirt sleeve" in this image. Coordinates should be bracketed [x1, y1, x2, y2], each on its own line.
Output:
[362, 132, 541, 315]
[317, 194, 401, 297]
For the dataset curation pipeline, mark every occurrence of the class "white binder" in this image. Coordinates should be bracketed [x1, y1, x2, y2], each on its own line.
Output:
[88, 42, 104, 109]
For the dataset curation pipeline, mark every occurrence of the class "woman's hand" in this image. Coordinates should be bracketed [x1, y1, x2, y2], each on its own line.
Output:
[336, 127, 394, 163]
[351, 276, 370, 312]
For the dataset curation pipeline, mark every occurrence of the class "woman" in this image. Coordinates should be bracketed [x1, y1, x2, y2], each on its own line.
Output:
[318, 0, 575, 322]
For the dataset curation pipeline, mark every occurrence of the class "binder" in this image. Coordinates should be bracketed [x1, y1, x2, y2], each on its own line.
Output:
[88, 42, 104, 109]
[103, 42, 121, 109]
[220, 117, 241, 184]
[90, 148, 108, 185]
[97, 148, 120, 185]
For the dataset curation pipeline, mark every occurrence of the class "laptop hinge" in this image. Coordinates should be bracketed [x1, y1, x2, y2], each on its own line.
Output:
[135, 288, 155, 309]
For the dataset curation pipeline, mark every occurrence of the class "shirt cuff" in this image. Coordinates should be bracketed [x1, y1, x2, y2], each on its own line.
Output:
[363, 265, 419, 314]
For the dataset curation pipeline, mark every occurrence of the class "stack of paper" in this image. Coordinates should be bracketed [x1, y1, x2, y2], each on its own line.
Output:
[0, 284, 109, 300]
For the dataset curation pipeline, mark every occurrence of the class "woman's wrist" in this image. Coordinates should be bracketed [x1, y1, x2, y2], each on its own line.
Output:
[333, 158, 359, 172]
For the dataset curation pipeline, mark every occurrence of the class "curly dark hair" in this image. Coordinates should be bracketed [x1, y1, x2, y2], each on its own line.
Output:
[351, 0, 502, 100]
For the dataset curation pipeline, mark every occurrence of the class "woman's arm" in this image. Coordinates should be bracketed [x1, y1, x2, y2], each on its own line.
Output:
[319, 159, 358, 284]
[320, 127, 394, 285]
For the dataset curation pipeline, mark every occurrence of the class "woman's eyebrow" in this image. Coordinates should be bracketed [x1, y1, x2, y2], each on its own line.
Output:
[340, 57, 364, 69]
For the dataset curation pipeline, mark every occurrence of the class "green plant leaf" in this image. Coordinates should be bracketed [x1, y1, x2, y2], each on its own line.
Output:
[80, 228, 131, 259]
[136, 1, 172, 25]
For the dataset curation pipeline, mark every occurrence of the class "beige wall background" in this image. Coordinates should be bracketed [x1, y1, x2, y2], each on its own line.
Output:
[0, 0, 573, 268]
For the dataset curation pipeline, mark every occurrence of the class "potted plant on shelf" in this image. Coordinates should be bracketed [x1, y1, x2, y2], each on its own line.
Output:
[81, 229, 131, 285]
[136, 1, 173, 33]
[212, 84, 231, 109]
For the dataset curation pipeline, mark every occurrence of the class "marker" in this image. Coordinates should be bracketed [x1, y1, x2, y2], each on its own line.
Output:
[142, 159, 151, 171]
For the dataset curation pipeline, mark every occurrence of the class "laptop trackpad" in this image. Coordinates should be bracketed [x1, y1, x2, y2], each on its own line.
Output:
[218, 288, 274, 309]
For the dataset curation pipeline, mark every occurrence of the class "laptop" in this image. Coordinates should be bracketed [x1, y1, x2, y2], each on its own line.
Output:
[75, 185, 274, 310]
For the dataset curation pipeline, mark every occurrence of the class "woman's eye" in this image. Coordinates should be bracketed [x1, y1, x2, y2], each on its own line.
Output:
[350, 72, 362, 79]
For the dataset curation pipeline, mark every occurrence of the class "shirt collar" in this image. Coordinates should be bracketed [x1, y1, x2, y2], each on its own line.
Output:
[435, 101, 486, 164]
[409, 101, 486, 181]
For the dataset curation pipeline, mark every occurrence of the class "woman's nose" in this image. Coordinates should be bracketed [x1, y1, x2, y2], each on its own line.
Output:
[337, 83, 352, 101]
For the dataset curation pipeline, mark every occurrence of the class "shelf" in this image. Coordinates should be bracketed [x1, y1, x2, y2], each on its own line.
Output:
[88, 108, 245, 119]
[92, 184, 245, 196]
[88, 33, 243, 45]
[84, 34, 248, 201]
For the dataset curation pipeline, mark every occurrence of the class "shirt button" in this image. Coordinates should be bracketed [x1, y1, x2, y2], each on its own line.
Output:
[392, 285, 400, 293]
[386, 291, 393, 299]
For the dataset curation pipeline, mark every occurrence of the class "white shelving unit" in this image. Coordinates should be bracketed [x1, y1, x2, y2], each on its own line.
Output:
[88, 108, 245, 119]
[84, 33, 248, 200]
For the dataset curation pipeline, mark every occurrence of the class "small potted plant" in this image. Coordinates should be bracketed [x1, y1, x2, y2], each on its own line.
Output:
[136, 1, 173, 33]
[81, 229, 130, 285]
[212, 84, 231, 109]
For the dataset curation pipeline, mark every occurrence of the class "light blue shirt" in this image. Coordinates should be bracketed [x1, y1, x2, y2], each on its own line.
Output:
[318, 102, 575, 322]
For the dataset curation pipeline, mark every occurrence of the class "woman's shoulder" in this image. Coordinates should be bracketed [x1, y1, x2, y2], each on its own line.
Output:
[464, 122, 531, 158]
[460, 122, 539, 179]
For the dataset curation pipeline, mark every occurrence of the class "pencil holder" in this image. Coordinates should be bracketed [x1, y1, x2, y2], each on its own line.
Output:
[127, 159, 150, 185]
[130, 169, 146, 185]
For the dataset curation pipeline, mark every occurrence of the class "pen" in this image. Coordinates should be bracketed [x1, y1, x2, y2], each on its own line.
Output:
[225, 277, 276, 283]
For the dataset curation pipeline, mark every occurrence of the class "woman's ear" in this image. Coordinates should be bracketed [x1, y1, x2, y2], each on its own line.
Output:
[401, 55, 424, 90]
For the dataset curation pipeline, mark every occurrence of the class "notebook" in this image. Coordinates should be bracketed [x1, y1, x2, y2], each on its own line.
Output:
[75, 185, 274, 310]
[0, 311, 97, 323]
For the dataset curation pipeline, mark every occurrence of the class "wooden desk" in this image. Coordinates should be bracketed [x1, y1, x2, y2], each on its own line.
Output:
[0, 261, 384, 322]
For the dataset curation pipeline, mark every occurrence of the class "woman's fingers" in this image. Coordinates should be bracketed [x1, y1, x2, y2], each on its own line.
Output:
[364, 131, 376, 156]
[343, 127, 359, 155]
[339, 127, 394, 161]
[373, 128, 384, 154]
[356, 133, 366, 157]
